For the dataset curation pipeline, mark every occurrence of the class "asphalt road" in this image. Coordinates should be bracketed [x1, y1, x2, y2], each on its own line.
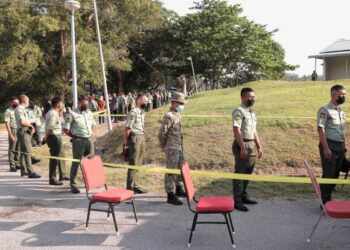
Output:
[0, 130, 349, 250]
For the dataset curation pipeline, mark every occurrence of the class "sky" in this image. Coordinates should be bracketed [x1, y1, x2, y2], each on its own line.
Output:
[161, 0, 350, 76]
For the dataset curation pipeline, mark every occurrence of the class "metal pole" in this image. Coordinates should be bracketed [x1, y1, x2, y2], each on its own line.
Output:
[190, 58, 198, 93]
[71, 10, 78, 109]
[93, 0, 112, 133]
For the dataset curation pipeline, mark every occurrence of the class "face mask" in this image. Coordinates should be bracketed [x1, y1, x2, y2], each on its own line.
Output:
[140, 104, 147, 110]
[176, 105, 185, 112]
[12, 104, 18, 109]
[80, 105, 87, 112]
[336, 96, 345, 105]
[246, 99, 255, 107]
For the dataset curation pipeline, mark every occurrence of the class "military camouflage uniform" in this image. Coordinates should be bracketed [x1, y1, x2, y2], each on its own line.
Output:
[232, 104, 257, 203]
[126, 107, 145, 189]
[4, 107, 20, 170]
[317, 102, 346, 203]
[158, 108, 185, 193]
[63, 109, 95, 188]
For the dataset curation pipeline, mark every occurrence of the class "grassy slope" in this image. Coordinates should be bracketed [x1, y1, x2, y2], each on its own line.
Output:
[31, 80, 350, 199]
[100, 80, 350, 171]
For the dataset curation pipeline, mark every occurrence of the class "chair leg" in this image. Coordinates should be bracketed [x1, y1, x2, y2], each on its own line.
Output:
[110, 205, 119, 235]
[131, 199, 139, 224]
[307, 211, 324, 242]
[86, 202, 92, 230]
[107, 204, 112, 220]
[188, 213, 198, 247]
[228, 212, 235, 235]
[224, 213, 235, 248]
[321, 219, 336, 248]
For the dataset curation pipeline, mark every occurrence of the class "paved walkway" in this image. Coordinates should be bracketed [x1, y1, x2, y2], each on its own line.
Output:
[0, 130, 349, 249]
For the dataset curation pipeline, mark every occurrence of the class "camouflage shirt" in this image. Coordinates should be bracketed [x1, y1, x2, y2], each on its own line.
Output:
[158, 108, 183, 151]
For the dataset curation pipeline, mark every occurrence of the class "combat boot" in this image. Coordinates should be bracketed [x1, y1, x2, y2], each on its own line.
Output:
[167, 192, 183, 205]
[175, 186, 187, 197]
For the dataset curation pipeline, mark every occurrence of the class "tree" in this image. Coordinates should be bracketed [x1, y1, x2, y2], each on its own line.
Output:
[160, 0, 296, 89]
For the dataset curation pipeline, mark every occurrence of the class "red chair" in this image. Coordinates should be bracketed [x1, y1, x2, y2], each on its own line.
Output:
[81, 155, 138, 235]
[304, 160, 350, 242]
[180, 161, 235, 248]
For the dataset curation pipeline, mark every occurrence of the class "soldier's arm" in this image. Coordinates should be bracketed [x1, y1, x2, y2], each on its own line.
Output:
[254, 131, 263, 159]
[158, 114, 172, 148]
[19, 112, 34, 129]
[63, 113, 73, 137]
[4, 112, 15, 140]
[44, 114, 54, 141]
[232, 109, 247, 159]
[124, 111, 136, 145]
[317, 108, 332, 160]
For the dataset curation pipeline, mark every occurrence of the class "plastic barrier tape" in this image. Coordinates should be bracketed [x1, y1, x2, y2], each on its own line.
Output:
[15, 151, 350, 185]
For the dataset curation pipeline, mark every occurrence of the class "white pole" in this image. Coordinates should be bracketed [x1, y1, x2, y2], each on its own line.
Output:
[190, 58, 198, 93]
[71, 10, 78, 109]
[93, 0, 112, 133]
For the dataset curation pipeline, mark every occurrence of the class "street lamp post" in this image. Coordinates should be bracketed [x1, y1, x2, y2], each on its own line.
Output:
[92, 0, 112, 133]
[64, 0, 81, 109]
[187, 56, 198, 93]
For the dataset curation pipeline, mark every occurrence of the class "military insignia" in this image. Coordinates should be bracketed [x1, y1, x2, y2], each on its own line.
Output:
[319, 112, 326, 119]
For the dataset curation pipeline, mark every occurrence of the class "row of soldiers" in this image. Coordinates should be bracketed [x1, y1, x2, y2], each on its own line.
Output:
[5, 85, 343, 210]
[123, 85, 347, 212]
[4, 95, 42, 178]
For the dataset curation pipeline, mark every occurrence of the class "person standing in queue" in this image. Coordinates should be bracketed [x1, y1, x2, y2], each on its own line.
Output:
[317, 85, 346, 204]
[124, 93, 148, 194]
[44, 96, 69, 186]
[63, 96, 96, 194]
[232, 88, 263, 212]
[4, 97, 20, 172]
[15, 95, 41, 178]
[158, 92, 187, 205]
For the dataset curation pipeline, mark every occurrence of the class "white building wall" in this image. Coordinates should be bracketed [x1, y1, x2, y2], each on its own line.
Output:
[325, 56, 350, 80]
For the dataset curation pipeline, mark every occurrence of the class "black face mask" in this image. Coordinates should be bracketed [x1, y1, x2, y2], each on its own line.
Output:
[246, 99, 255, 107]
[140, 104, 147, 110]
[336, 96, 346, 105]
[12, 104, 18, 109]
[80, 105, 88, 112]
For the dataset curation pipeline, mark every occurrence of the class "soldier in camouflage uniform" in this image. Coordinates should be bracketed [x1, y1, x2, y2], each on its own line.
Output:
[232, 88, 263, 212]
[63, 96, 96, 194]
[158, 92, 187, 205]
[317, 85, 347, 204]
[4, 97, 20, 172]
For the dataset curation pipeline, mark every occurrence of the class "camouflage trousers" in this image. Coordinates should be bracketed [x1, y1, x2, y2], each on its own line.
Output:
[164, 149, 184, 193]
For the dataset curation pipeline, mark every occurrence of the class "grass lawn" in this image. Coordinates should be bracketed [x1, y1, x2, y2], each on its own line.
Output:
[27, 80, 350, 199]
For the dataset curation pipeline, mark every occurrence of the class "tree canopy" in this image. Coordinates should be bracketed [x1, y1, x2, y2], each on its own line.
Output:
[0, 0, 296, 106]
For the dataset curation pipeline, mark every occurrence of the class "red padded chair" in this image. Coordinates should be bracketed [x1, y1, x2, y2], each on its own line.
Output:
[180, 161, 235, 248]
[304, 160, 350, 242]
[81, 155, 138, 235]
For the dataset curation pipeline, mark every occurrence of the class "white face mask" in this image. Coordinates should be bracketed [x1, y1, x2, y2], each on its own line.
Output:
[176, 105, 185, 112]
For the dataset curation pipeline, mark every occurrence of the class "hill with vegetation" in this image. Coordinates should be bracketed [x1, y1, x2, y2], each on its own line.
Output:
[98, 80, 350, 174]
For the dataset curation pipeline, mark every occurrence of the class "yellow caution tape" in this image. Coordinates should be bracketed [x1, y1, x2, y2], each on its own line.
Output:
[14, 151, 350, 185]
[94, 113, 350, 122]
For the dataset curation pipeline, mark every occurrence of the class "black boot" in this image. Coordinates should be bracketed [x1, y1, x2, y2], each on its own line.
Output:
[167, 192, 183, 205]
[175, 186, 187, 197]
[234, 202, 249, 212]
